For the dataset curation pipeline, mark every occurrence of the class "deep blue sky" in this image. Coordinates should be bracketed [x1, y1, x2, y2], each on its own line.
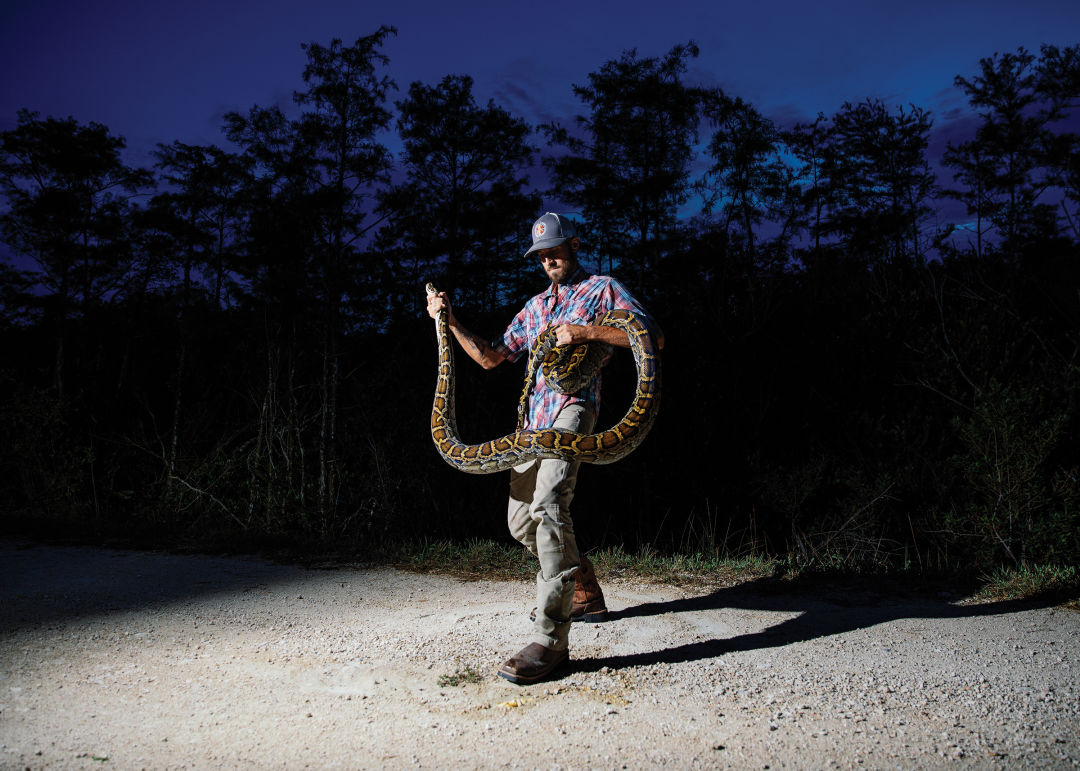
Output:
[1, 0, 1077, 180]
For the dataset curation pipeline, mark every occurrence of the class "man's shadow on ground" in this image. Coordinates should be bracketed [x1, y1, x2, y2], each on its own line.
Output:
[569, 574, 1074, 675]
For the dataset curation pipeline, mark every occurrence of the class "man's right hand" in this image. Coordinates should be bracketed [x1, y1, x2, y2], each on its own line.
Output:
[427, 290, 451, 321]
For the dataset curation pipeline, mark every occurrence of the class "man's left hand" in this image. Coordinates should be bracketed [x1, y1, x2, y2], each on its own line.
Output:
[553, 323, 587, 346]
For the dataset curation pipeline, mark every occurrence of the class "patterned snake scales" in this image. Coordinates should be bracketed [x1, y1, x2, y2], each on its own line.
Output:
[427, 283, 661, 474]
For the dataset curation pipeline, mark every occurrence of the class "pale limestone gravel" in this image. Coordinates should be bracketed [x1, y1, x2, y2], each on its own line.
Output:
[1, 539, 1077, 769]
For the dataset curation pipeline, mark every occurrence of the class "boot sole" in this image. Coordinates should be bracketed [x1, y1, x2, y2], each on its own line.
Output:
[529, 608, 610, 623]
[574, 610, 609, 623]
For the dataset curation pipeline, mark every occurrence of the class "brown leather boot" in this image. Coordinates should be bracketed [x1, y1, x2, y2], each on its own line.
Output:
[571, 555, 608, 622]
[497, 643, 568, 684]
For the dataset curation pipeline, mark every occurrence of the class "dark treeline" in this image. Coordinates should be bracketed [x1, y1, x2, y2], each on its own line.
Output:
[2, 30, 1078, 570]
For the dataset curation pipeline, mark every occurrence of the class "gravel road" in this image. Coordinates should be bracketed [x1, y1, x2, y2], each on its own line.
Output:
[1, 539, 1077, 769]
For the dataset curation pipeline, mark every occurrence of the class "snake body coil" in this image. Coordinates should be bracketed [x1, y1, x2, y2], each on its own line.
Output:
[427, 282, 660, 474]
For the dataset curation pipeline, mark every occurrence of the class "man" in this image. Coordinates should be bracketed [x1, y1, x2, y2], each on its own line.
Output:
[426, 212, 663, 684]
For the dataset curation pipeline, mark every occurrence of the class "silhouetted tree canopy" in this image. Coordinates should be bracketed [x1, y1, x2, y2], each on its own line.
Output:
[543, 42, 702, 297]
[1, 37, 1078, 570]
[376, 73, 538, 317]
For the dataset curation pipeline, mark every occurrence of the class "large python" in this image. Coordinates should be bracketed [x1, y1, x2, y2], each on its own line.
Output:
[427, 282, 660, 474]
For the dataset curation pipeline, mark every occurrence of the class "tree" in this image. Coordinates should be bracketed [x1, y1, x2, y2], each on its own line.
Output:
[1038, 44, 1080, 243]
[783, 114, 834, 262]
[944, 45, 1080, 255]
[142, 143, 253, 486]
[543, 43, 702, 294]
[0, 110, 152, 394]
[376, 74, 537, 314]
[150, 141, 250, 308]
[699, 92, 798, 263]
[224, 27, 397, 527]
[942, 138, 997, 257]
[824, 99, 936, 263]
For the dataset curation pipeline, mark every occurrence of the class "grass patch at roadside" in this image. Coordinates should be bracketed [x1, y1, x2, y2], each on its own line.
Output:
[325, 538, 1080, 609]
[382, 538, 537, 581]
[380, 538, 779, 587]
[973, 563, 1080, 607]
[588, 544, 778, 587]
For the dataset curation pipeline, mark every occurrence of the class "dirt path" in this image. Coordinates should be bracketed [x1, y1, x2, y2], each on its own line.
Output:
[1, 539, 1077, 769]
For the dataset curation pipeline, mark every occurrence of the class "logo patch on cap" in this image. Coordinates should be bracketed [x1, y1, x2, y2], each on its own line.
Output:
[534, 222, 546, 239]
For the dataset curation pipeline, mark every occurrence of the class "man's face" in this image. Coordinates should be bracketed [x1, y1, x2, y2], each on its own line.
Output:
[536, 242, 577, 284]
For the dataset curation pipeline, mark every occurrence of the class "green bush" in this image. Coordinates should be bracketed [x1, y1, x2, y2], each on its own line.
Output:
[0, 384, 95, 525]
[947, 382, 1078, 566]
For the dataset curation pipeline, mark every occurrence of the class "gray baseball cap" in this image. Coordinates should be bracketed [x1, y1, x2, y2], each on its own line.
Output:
[524, 212, 576, 258]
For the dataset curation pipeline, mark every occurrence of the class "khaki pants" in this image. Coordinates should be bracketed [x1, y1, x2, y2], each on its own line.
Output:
[507, 403, 596, 651]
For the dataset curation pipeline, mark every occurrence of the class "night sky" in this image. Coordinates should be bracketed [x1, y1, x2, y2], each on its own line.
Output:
[1, 0, 1077, 181]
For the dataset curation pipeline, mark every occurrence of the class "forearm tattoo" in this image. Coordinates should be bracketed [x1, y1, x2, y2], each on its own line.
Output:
[454, 327, 490, 360]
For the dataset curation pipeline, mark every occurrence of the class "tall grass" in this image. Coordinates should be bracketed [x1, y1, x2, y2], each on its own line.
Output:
[373, 538, 1079, 607]
[974, 563, 1080, 604]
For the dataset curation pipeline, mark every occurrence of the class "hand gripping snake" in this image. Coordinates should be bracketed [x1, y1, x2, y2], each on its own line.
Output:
[427, 282, 661, 474]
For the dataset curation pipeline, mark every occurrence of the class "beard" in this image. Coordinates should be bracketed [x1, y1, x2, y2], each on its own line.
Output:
[544, 259, 577, 285]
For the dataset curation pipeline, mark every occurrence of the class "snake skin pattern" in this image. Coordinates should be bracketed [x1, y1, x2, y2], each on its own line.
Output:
[427, 282, 660, 474]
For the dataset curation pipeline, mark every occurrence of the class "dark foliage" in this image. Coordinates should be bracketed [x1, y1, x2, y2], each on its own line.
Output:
[1, 40, 1078, 570]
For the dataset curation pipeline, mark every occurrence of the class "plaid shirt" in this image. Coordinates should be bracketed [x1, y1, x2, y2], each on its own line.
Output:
[493, 267, 650, 429]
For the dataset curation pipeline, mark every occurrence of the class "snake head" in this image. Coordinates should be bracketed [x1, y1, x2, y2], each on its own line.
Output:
[425, 282, 438, 296]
